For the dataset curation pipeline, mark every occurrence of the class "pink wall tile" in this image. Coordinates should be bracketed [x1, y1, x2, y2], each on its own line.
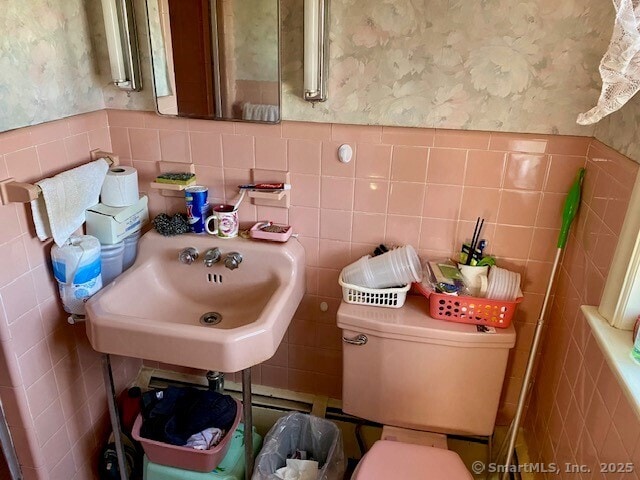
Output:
[5, 147, 41, 183]
[189, 132, 222, 167]
[29, 121, 70, 145]
[221, 134, 254, 169]
[422, 184, 462, 219]
[434, 129, 490, 150]
[129, 128, 161, 161]
[2, 273, 38, 323]
[332, 124, 381, 144]
[290, 174, 320, 208]
[459, 187, 501, 222]
[320, 177, 354, 210]
[464, 151, 505, 188]
[106, 109, 145, 128]
[427, 148, 466, 185]
[108, 127, 131, 159]
[385, 215, 421, 246]
[67, 110, 107, 135]
[544, 155, 586, 193]
[320, 210, 352, 242]
[391, 146, 428, 182]
[353, 179, 388, 213]
[318, 239, 352, 270]
[492, 225, 534, 259]
[159, 129, 190, 163]
[87, 127, 113, 152]
[282, 121, 331, 141]
[489, 132, 548, 154]
[497, 191, 541, 226]
[321, 142, 356, 177]
[289, 207, 320, 238]
[355, 144, 391, 179]
[37, 140, 70, 177]
[381, 126, 434, 147]
[63, 134, 91, 167]
[0, 130, 33, 156]
[387, 182, 425, 216]
[352, 213, 386, 245]
[255, 136, 287, 171]
[288, 139, 321, 175]
[504, 153, 548, 191]
[0, 206, 21, 245]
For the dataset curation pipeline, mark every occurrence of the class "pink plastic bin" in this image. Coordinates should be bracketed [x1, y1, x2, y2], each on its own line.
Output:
[131, 398, 243, 472]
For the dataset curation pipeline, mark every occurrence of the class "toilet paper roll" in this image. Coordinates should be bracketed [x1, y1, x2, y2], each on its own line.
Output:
[101, 166, 139, 207]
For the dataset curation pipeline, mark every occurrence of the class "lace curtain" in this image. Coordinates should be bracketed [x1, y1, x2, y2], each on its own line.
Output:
[577, 0, 640, 125]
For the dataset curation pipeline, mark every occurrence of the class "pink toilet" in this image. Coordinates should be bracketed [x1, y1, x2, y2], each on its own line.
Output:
[338, 297, 516, 479]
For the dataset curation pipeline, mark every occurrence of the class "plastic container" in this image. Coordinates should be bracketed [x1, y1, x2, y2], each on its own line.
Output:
[342, 246, 422, 289]
[101, 241, 125, 286]
[339, 271, 409, 308]
[252, 412, 345, 480]
[123, 231, 141, 270]
[132, 398, 243, 473]
[51, 235, 102, 315]
[415, 282, 521, 329]
[142, 424, 262, 480]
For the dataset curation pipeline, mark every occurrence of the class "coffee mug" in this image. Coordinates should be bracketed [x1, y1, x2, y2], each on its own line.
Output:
[457, 264, 489, 297]
[205, 204, 239, 238]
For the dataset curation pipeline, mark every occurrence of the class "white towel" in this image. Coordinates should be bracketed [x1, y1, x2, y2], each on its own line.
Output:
[242, 103, 279, 122]
[30, 159, 109, 247]
[185, 428, 224, 450]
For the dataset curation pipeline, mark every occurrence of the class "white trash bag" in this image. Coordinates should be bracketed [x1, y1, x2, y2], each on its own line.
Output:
[252, 412, 346, 480]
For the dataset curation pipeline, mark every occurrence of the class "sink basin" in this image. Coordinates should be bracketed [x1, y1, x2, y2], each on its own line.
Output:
[85, 231, 305, 372]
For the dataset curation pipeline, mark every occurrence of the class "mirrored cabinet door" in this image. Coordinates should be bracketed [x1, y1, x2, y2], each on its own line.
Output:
[146, 0, 280, 123]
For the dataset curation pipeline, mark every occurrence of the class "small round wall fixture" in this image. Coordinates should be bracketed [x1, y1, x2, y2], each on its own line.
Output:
[338, 144, 353, 163]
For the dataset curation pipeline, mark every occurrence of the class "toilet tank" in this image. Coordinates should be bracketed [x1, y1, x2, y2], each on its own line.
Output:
[337, 296, 516, 437]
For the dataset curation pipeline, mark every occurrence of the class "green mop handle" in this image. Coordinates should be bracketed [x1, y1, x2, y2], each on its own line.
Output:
[557, 168, 586, 249]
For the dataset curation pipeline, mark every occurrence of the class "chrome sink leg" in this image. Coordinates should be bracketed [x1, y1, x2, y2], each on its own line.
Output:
[242, 368, 253, 480]
[102, 354, 129, 480]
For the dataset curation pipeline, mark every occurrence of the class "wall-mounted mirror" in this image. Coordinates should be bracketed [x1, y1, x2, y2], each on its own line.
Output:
[146, 0, 280, 123]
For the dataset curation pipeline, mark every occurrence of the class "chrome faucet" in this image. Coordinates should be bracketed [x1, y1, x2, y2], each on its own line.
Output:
[178, 247, 199, 265]
[224, 252, 243, 270]
[204, 248, 222, 267]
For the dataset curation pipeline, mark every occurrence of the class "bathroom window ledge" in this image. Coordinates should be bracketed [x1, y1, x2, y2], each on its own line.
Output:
[582, 305, 640, 418]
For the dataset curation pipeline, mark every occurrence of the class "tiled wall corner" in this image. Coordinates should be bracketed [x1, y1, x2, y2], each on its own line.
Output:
[524, 139, 640, 478]
[0, 111, 141, 480]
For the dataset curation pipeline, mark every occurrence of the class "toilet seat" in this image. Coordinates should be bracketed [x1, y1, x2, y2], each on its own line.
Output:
[352, 440, 473, 480]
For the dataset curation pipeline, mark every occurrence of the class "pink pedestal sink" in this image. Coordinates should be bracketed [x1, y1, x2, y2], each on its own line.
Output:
[85, 230, 306, 372]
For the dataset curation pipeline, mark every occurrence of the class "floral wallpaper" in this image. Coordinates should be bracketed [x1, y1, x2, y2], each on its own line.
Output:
[279, 0, 614, 136]
[89, 0, 157, 111]
[5, 0, 640, 159]
[594, 94, 640, 162]
[232, 0, 279, 82]
[0, 0, 105, 132]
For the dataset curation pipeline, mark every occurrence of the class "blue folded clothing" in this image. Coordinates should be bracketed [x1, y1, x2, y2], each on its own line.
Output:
[140, 387, 237, 446]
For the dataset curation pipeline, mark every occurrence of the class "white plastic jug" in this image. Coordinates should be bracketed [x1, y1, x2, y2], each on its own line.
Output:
[51, 235, 102, 315]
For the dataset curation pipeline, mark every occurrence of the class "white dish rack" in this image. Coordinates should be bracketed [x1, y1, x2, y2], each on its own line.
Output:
[339, 270, 410, 308]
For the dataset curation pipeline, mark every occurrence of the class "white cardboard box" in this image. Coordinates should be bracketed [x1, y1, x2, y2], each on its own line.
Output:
[86, 196, 149, 244]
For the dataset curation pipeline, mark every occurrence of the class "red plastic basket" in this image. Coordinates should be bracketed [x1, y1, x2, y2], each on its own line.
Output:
[415, 283, 522, 328]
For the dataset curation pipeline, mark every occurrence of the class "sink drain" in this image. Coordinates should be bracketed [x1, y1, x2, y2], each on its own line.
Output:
[200, 312, 222, 326]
